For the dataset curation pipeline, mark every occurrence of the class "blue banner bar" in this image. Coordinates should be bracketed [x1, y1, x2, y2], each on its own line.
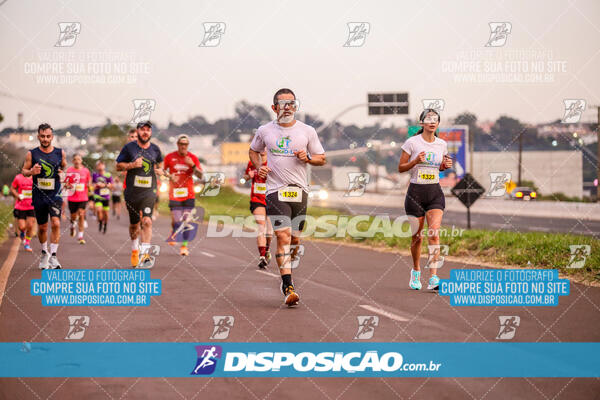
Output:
[1, 342, 598, 377]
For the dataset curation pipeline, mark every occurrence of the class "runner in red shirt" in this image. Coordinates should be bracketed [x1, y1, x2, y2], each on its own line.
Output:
[163, 134, 203, 256]
[10, 172, 35, 252]
[243, 151, 272, 269]
[66, 154, 92, 244]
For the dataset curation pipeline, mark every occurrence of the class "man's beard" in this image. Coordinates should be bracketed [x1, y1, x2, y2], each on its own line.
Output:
[278, 110, 294, 124]
[138, 135, 151, 144]
[40, 142, 50, 148]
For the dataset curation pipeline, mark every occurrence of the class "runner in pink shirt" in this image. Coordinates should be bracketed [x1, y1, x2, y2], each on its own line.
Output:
[10, 172, 35, 252]
[65, 154, 91, 244]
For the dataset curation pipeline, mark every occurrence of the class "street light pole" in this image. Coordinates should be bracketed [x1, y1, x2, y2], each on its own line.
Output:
[518, 128, 523, 186]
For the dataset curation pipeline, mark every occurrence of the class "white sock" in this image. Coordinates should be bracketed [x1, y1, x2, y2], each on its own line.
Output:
[77, 232, 83, 239]
[42, 242, 48, 253]
[132, 238, 139, 251]
[50, 243, 58, 255]
[140, 243, 150, 254]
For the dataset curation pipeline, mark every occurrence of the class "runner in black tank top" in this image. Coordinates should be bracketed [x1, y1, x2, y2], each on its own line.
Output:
[22, 123, 68, 270]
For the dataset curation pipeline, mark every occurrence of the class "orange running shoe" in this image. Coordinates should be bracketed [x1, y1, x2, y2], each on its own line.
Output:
[131, 249, 140, 267]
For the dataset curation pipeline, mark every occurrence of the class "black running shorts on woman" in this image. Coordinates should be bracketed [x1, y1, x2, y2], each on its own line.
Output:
[404, 183, 445, 218]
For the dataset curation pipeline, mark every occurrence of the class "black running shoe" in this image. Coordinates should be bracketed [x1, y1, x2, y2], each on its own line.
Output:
[281, 283, 299, 307]
[258, 256, 268, 269]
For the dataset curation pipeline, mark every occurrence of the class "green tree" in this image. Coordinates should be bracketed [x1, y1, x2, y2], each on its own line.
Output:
[489, 116, 524, 151]
[97, 124, 126, 152]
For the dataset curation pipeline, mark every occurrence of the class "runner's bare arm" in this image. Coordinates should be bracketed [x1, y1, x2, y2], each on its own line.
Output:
[398, 150, 423, 173]
[22, 151, 38, 177]
[154, 161, 165, 176]
[116, 157, 142, 171]
[9, 185, 19, 199]
[307, 153, 326, 166]
[60, 150, 67, 170]
[248, 149, 262, 169]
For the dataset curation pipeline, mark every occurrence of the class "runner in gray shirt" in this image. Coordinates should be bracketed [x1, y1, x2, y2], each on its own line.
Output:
[249, 88, 326, 307]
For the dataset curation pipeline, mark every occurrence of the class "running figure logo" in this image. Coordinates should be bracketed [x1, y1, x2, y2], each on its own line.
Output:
[354, 316, 379, 339]
[167, 207, 203, 243]
[138, 245, 160, 269]
[65, 316, 90, 340]
[55, 22, 81, 47]
[422, 99, 445, 113]
[345, 173, 370, 197]
[130, 99, 156, 124]
[567, 245, 591, 269]
[485, 22, 512, 47]
[199, 22, 226, 47]
[561, 99, 586, 123]
[210, 316, 234, 340]
[487, 172, 511, 197]
[191, 345, 222, 375]
[425, 244, 448, 269]
[344, 22, 370, 47]
[59, 172, 81, 198]
[199, 172, 225, 197]
[289, 244, 304, 269]
[496, 316, 520, 340]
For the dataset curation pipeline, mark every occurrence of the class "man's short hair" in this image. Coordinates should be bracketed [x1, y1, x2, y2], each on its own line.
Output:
[128, 128, 136, 135]
[38, 123, 52, 133]
[273, 88, 295, 105]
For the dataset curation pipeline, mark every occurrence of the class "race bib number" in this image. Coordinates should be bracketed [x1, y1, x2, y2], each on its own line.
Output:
[253, 182, 267, 195]
[21, 189, 32, 199]
[37, 178, 55, 190]
[100, 188, 110, 196]
[173, 187, 188, 198]
[134, 175, 152, 188]
[278, 186, 302, 203]
[75, 183, 85, 192]
[416, 167, 439, 184]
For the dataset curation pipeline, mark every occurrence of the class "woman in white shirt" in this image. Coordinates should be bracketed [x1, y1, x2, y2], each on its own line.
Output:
[398, 109, 452, 291]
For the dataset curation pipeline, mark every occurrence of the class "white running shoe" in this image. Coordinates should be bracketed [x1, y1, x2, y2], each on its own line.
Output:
[48, 254, 62, 269]
[38, 252, 50, 270]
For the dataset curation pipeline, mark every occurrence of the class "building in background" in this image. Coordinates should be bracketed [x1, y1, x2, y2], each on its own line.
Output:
[221, 142, 250, 165]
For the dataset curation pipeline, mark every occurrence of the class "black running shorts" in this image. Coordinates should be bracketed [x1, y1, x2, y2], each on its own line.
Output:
[68, 200, 87, 214]
[250, 201, 266, 213]
[404, 183, 445, 218]
[33, 198, 63, 225]
[125, 195, 156, 225]
[266, 186, 308, 232]
[13, 209, 35, 220]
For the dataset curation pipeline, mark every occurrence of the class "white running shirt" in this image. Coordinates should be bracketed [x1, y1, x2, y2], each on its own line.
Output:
[250, 120, 325, 195]
[401, 134, 448, 184]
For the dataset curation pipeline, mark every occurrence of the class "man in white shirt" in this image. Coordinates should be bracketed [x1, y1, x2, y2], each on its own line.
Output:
[249, 88, 326, 307]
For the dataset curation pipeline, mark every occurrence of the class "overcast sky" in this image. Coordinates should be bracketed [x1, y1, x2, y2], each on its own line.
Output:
[1, 0, 599, 131]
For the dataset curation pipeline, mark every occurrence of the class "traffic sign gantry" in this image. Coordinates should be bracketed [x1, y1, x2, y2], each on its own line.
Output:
[367, 92, 409, 115]
[451, 173, 485, 228]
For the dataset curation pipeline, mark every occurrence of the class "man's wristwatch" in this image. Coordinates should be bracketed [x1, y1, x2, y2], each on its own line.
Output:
[306, 153, 312, 161]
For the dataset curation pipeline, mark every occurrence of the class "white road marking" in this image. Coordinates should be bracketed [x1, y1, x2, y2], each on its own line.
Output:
[254, 271, 413, 323]
[359, 304, 409, 322]
[200, 251, 215, 258]
[256, 270, 279, 278]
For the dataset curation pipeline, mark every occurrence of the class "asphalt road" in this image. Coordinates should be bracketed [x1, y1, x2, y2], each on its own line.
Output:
[313, 201, 600, 238]
[0, 213, 599, 399]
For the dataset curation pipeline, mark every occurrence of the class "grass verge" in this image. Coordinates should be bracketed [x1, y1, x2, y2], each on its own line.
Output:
[158, 186, 600, 283]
